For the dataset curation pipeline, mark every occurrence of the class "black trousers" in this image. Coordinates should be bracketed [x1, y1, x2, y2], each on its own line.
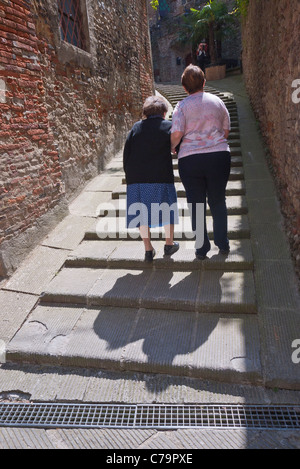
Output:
[179, 151, 231, 256]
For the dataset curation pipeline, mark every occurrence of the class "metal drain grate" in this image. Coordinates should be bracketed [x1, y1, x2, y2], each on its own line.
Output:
[0, 404, 299, 430]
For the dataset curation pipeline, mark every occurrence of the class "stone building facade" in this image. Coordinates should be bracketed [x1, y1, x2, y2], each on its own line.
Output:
[0, 0, 154, 277]
[149, 0, 241, 83]
[241, 0, 300, 280]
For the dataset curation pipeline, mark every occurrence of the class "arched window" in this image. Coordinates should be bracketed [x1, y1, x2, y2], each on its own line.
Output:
[58, 0, 85, 50]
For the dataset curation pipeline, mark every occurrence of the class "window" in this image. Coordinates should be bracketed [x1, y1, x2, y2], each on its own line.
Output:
[159, 0, 170, 19]
[58, 0, 85, 50]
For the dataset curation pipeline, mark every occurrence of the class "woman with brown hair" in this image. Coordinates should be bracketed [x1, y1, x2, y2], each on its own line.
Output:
[171, 64, 231, 260]
[123, 95, 179, 262]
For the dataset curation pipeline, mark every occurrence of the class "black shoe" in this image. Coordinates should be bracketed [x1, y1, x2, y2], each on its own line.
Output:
[195, 248, 208, 260]
[219, 246, 230, 255]
[164, 242, 180, 256]
[196, 253, 206, 260]
[145, 249, 156, 262]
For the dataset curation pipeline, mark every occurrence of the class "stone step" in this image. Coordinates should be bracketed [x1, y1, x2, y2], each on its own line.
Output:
[167, 97, 236, 108]
[157, 87, 230, 96]
[167, 97, 237, 108]
[164, 93, 236, 102]
[229, 149, 242, 157]
[121, 167, 244, 185]
[6, 303, 262, 385]
[102, 153, 243, 176]
[86, 214, 251, 241]
[169, 112, 239, 122]
[65, 239, 253, 271]
[112, 154, 242, 166]
[228, 133, 240, 140]
[95, 196, 248, 217]
[157, 86, 232, 95]
[40, 266, 257, 315]
[228, 139, 241, 147]
[157, 88, 239, 121]
[111, 181, 246, 199]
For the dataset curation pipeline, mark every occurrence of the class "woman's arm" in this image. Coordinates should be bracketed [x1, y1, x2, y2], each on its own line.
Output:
[171, 131, 184, 154]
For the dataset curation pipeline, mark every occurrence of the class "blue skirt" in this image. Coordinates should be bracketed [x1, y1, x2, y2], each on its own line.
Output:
[126, 183, 179, 228]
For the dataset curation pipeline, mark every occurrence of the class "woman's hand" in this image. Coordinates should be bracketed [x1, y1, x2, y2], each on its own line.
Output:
[224, 129, 230, 139]
[171, 131, 184, 154]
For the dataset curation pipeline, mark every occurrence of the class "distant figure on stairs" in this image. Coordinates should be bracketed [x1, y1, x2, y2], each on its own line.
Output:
[196, 43, 207, 72]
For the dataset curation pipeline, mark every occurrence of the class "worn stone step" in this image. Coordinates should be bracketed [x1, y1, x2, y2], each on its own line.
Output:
[167, 101, 237, 113]
[164, 92, 235, 101]
[229, 149, 242, 157]
[95, 195, 248, 217]
[159, 88, 231, 97]
[40, 266, 257, 315]
[164, 90, 233, 98]
[169, 111, 239, 122]
[102, 152, 243, 176]
[121, 167, 244, 185]
[168, 98, 237, 109]
[112, 181, 246, 199]
[228, 139, 241, 147]
[6, 303, 262, 385]
[65, 239, 253, 271]
[85, 214, 251, 241]
[104, 148, 242, 164]
[228, 132, 240, 140]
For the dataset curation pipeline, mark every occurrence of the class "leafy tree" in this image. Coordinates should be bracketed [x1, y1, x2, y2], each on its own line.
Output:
[233, 0, 249, 17]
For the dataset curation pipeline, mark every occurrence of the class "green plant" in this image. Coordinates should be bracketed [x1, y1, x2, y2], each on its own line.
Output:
[234, 0, 249, 17]
[150, 0, 159, 10]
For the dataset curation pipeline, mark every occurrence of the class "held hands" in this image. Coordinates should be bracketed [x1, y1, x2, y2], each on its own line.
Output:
[170, 131, 183, 156]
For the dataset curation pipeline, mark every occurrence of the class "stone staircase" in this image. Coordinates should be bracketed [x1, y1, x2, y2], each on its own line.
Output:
[6, 84, 262, 386]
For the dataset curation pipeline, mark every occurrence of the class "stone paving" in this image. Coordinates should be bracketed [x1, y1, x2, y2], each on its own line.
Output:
[0, 75, 299, 449]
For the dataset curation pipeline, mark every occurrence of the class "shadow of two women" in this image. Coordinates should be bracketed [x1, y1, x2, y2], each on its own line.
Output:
[92, 259, 225, 386]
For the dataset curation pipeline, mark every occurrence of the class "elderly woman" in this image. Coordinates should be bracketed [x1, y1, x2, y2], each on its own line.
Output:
[171, 64, 231, 260]
[123, 95, 179, 262]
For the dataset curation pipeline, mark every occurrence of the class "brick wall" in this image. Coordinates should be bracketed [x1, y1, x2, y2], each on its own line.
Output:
[241, 0, 300, 279]
[0, 0, 154, 277]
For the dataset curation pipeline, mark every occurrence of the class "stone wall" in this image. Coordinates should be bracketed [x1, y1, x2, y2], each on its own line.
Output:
[0, 0, 154, 277]
[241, 0, 300, 279]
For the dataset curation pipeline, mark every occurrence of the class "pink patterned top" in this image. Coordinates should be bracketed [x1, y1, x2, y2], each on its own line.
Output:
[171, 91, 231, 159]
